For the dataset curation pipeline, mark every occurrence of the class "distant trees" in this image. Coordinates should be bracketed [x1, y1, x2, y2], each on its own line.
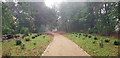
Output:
[2, 2, 119, 36]
[2, 2, 57, 35]
[58, 2, 119, 35]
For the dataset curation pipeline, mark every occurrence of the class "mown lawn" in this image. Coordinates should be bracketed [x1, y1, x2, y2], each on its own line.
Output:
[2, 33, 52, 56]
[64, 33, 119, 57]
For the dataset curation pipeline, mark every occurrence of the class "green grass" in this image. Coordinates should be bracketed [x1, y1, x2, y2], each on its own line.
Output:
[64, 33, 119, 57]
[2, 33, 52, 56]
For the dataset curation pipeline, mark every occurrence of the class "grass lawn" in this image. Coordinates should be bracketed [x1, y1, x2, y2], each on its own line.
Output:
[2, 33, 52, 56]
[64, 33, 119, 57]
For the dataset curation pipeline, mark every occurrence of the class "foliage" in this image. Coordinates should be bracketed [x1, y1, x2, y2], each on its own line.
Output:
[59, 2, 119, 35]
[33, 43, 36, 45]
[114, 40, 120, 45]
[20, 27, 29, 34]
[94, 37, 98, 40]
[32, 36, 35, 39]
[16, 40, 22, 45]
[105, 39, 110, 43]
[25, 38, 30, 41]
[92, 41, 96, 44]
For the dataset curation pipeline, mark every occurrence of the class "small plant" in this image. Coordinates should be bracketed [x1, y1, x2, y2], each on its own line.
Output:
[105, 39, 110, 43]
[85, 35, 88, 37]
[14, 35, 20, 38]
[114, 40, 120, 45]
[94, 37, 98, 40]
[33, 43, 36, 45]
[92, 41, 96, 44]
[21, 44, 25, 49]
[76, 35, 77, 37]
[88, 35, 92, 38]
[39, 33, 41, 35]
[16, 40, 22, 45]
[32, 36, 35, 39]
[35, 35, 38, 37]
[25, 38, 30, 41]
[99, 40, 104, 48]
[37, 34, 40, 36]
[79, 33, 81, 35]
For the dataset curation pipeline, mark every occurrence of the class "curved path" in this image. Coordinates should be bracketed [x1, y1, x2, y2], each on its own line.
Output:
[42, 33, 91, 56]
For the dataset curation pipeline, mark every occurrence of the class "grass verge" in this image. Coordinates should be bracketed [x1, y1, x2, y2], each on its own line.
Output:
[2, 34, 52, 56]
[64, 33, 119, 57]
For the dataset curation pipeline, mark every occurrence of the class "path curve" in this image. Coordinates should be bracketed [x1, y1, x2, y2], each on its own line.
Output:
[42, 33, 91, 56]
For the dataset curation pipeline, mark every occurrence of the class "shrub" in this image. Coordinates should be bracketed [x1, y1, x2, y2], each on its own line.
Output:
[79, 33, 81, 35]
[105, 39, 110, 43]
[76, 35, 77, 37]
[33, 43, 36, 45]
[21, 44, 25, 49]
[94, 37, 98, 40]
[6, 35, 14, 39]
[25, 38, 30, 41]
[32, 36, 35, 39]
[37, 34, 40, 36]
[88, 35, 92, 38]
[39, 34, 42, 35]
[114, 40, 120, 45]
[85, 35, 88, 37]
[99, 40, 104, 48]
[35, 35, 38, 37]
[16, 40, 22, 45]
[92, 41, 96, 44]
[14, 35, 20, 38]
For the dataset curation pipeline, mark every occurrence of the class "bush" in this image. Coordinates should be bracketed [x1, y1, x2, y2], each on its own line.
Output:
[25, 38, 30, 41]
[33, 43, 36, 45]
[37, 34, 40, 36]
[105, 39, 110, 43]
[92, 41, 96, 44]
[21, 44, 25, 49]
[94, 37, 98, 40]
[35, 35, 38, 37]
[14, 35, 20, 38]
[6, 35, 14, 39]
[39, 33, 42, 35]
[88, 35, 92, 38]
[114, 40, 120, 45]
[16, 40, 22, 45]
[79, 33, 81, 35]
[32, 36, 35, 39]
[85, 35, 88, 37]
